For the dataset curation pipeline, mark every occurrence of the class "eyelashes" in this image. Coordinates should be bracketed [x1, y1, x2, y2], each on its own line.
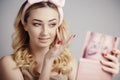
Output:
[32, 23, 57, 28]
[32, 23, 42, 27]
[49, 23, 57, 27]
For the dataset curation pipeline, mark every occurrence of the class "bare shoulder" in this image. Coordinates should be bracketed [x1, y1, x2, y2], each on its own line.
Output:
[0, 55, 24, 80]
[0, 55, 16, 66]
[0, 55, 18, 71]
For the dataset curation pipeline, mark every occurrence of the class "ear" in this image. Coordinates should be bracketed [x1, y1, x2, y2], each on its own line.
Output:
[23, 23, 28, 31]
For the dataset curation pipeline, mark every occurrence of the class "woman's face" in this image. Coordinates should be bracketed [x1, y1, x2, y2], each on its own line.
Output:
[24, 7, 59, 48]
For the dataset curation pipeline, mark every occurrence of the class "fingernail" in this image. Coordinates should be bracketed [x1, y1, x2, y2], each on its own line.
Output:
[100, 60, 102, 64]
[104, 54, 107, 56]
[57, 40, 62, 45]
[112, 49, 116, 53]
[115, 54, 118, 57]
[111, 51, 114, 55]
[102, 53, 104, 56]
[73, 34, 76, 38]
[102, 53, 107, 56]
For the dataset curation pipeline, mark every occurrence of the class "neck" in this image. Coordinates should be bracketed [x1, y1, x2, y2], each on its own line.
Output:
[30, 44, 49, 62]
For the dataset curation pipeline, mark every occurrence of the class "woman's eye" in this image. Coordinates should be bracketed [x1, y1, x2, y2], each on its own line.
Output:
[49, 23, 56, 28]
[32, 23, 42, 27]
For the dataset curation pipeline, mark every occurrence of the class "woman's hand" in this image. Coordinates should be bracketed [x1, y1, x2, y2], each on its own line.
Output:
[45, 27, 75, 61]
[39, 27, 75, 80]
[100, 49, 120, 76]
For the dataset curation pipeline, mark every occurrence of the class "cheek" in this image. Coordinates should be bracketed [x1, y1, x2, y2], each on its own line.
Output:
[51, 30, 56, 38]
[27, 29, 40, 38]
[49, 29, 57, 40]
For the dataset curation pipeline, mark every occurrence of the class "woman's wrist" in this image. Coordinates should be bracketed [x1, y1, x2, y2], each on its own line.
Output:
[44, 53, 56, 63]
[38, 58, 53, 80]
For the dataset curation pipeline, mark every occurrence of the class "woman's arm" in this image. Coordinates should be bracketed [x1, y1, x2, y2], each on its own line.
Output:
[0, 55, 24, 80]
[38, 58, 53, 80]
[68, 57, 78, 80]
[38, 29, 76, 80]
[38, 43, 66, 80]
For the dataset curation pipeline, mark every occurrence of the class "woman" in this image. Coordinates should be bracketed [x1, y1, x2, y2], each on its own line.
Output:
[0, 0, 77, 80]
[0, 0, 120, 80]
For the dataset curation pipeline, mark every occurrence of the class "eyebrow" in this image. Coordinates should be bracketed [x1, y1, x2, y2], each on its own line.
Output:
[32, 18, 57, 22]
[32, 19, 42, 22]
[48, 19, 57, 22]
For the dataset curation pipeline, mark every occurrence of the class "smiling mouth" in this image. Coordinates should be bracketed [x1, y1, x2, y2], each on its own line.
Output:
[39, 38, 49, 40]
[38, 38, 50, 43]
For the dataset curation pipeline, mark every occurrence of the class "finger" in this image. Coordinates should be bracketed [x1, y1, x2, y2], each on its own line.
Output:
[56, 28, 61, 40]
[61, 26, 67, 40]
[102, 65, 119, 75]
[62, 34, 75, 48]
[56, 26, 69, 45]
[55, 29, 62, 46]
[100, 60, 118, 69]
[102, 53, 118, 64]
[66, 34, 76, 44]
[111, 49, 120, 58]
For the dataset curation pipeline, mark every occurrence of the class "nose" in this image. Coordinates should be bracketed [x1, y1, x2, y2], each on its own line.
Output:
[41, 24, 48, 36]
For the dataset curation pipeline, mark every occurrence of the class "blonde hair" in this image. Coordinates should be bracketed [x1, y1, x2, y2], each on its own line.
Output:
[12, 1, 72, 78]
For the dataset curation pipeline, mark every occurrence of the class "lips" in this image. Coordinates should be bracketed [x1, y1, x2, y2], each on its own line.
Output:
[38, 38, 50, 43]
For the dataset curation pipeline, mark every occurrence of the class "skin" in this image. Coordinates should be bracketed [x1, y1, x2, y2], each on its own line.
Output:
[0, 5, 119, 80]
[0, 7, 77, 80]
[83, 32, 120, 76]
[84, 33, 118, 60]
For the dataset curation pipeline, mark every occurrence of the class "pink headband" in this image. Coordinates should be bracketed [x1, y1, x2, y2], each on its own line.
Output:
[21, 0, 65, 26]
